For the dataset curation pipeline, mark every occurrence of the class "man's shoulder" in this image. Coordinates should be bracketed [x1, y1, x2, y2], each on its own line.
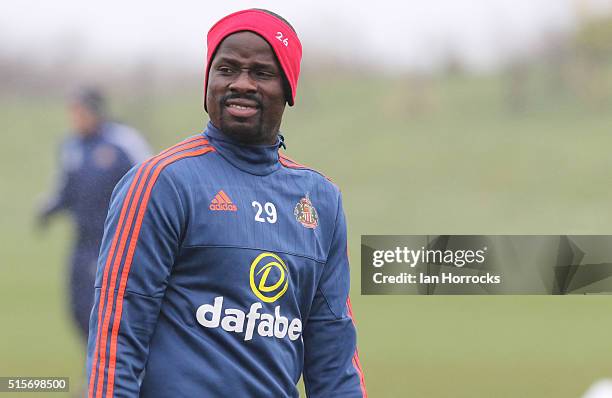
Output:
[102, 122, 152, 164]
[102, 122, 143, 143]
[143, 134, 216, 181]
[60, 134, 80, 150]
[58, 134, 85, 170]
[115, 134, 215, 200]
[278, 151, 340, 195]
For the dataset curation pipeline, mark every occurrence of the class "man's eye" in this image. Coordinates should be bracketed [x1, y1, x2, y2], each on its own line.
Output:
[255, 70, 275, 78]
[218, 66, 234, 74]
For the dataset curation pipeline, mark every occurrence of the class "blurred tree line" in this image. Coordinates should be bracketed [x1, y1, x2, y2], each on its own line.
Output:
[505, 8, 612, 113]
[2, 4, 612, 118]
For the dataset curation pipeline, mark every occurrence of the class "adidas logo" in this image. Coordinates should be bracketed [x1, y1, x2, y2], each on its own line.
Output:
[209, 190, 238, 212]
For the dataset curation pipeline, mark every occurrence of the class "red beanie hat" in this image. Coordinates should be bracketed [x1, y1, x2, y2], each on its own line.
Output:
[204, 9, 302, 110]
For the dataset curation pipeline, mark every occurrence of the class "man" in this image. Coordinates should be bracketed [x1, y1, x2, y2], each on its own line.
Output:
[38, 87, 151, 340]
[86, 9, 367, 397]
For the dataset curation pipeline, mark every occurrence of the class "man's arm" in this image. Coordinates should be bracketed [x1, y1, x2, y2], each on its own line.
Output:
[303, 193, 367, 398]
[86, 164, 184, 398]
[37, 144, 75, 224]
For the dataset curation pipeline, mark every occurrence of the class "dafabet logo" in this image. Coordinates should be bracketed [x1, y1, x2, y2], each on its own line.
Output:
[249, 252, 289, 303]
[195, 252, 301, 341]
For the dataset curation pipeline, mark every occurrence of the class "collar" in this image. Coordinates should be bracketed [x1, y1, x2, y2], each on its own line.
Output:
[203, 122, 282, 176]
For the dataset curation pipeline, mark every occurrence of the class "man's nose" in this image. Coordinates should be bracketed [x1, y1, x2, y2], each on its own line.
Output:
[229, 70, 257, 93]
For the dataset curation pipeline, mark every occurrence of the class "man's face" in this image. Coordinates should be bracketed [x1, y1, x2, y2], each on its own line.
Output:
[206, 31, 286, 145]
[69, 103, 100, 136]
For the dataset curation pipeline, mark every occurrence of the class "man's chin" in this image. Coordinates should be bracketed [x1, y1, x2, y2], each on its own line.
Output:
[220, 120, 263, 144]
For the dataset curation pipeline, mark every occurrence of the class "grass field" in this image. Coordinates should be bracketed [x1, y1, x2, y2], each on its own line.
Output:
[1, 70, 612, 397]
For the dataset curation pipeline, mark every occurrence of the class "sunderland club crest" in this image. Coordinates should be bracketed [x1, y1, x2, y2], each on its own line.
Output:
[294, 194, 318, 229]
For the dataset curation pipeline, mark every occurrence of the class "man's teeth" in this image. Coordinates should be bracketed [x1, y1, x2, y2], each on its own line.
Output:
[228, 104, 254, 110]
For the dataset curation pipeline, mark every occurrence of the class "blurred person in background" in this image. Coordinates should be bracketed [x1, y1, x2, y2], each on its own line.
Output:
[37, 87, 151, 342]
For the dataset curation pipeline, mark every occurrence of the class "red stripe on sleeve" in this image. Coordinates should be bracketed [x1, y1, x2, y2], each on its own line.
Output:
[347, 297, 368, 398]
[105, 145, 214, 398]
[89, 137, 207, 398]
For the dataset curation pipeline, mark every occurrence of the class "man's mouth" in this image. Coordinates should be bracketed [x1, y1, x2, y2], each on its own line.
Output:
[224, 99, 260, 119]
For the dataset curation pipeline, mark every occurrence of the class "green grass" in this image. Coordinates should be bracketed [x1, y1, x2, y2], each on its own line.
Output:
[2, 71, 612, 397]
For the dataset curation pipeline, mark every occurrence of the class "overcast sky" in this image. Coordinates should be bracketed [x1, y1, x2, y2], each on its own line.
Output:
[1, 0, 610, 71]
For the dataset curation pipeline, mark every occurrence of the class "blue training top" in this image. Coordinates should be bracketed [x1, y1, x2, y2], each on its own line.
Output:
[86, 122, 367, 397]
